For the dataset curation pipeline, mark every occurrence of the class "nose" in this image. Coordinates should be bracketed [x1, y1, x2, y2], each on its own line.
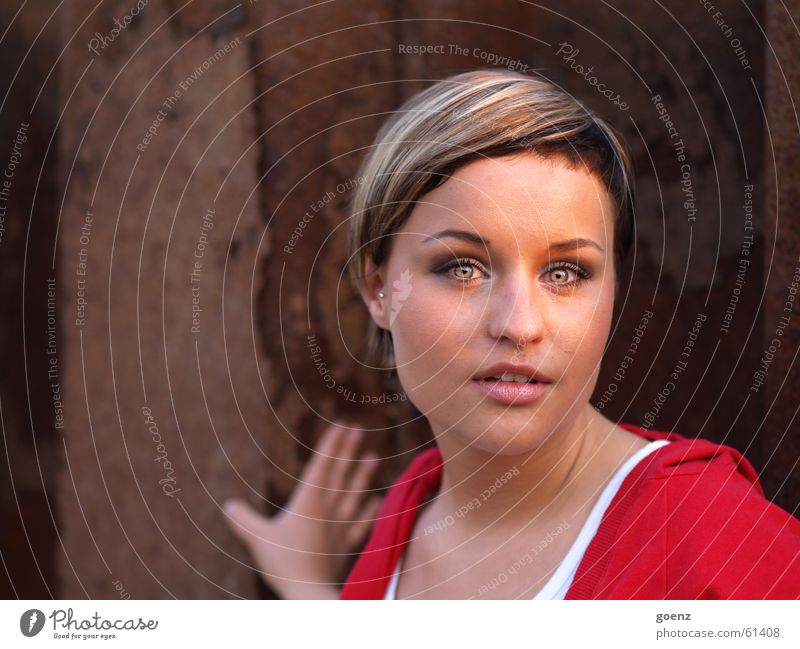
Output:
[485, 270, 546, 347]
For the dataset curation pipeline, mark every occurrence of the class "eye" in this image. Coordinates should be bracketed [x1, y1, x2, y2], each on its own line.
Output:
[545, 262, 591, 287]
[436, 258, 489, 284]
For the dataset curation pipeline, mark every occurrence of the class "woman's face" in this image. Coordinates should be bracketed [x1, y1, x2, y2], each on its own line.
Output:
[366, 152, 618, 455]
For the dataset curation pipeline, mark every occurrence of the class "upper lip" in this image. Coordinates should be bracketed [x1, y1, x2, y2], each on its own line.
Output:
[473, 362, 553, 383]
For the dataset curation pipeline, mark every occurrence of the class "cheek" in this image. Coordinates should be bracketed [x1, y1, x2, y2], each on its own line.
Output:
[553, 286, 614, 367]
[389, 281, 483, 403]
[390, 282, 475, 359]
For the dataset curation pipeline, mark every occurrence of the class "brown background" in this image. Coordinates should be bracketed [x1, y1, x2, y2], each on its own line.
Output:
[1, 0, 797, 599]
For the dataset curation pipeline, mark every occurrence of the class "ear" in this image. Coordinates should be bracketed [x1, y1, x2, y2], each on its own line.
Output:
[359, 256, 390, 331]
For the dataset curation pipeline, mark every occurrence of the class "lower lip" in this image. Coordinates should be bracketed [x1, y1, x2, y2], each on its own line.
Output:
[471, 379, 551, 405]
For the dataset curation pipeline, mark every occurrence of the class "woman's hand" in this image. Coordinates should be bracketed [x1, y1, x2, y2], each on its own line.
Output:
[223, 421, 383, 599]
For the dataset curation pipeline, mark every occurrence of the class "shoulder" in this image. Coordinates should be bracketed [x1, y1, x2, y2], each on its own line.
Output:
[618, 423, 763, 485]
[621, 426, 788, 526]
[619, 427, 800, 598]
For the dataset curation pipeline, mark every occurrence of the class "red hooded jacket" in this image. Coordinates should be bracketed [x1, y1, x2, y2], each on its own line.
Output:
[340, 424, 800, 599]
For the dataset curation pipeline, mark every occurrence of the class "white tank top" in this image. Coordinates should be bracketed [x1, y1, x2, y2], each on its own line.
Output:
[383, 438, 670, 599]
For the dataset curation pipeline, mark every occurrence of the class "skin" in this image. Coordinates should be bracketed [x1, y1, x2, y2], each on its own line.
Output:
[223, 422, 382, 599]
[359, 152, 649, 598]
[226, 151, 649, 599]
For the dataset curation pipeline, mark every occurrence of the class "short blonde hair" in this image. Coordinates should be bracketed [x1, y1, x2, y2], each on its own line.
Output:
[347, 68, 636, 368]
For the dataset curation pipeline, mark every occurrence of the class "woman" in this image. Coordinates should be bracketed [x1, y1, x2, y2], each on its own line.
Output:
[225, 69, 800, 599]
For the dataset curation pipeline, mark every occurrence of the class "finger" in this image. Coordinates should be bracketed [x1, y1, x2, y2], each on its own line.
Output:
[223, 499, 271, 548]
[286, 431, 345, 517]
[346, 495, 383, 549]
[326, 426, 365, 498]
[288, 423, 355, 513]
[335, 452, 381, 522]
[299, 421, 351, 488]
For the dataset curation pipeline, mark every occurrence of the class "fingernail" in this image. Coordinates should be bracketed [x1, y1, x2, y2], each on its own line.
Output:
[223, 499, 239, 514]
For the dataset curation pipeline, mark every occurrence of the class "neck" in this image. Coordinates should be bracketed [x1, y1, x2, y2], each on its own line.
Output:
[427, 405, 602, 535]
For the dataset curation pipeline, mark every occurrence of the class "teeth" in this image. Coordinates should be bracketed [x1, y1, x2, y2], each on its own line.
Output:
[488, 372, 536, 383]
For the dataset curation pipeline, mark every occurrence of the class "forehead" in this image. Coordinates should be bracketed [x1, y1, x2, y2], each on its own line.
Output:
[404, 153, 615, 247]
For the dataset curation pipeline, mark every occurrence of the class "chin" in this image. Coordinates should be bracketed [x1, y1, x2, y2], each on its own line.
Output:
[453, 415, 558, 456]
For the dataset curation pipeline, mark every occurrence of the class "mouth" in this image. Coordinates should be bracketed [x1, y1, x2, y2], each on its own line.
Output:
[471, 370, 552, 405]
[479, 372, 541, 384]
[473, 362, 553, 383]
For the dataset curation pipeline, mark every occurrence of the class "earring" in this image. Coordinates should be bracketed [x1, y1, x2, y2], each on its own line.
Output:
[378, 291, 385, 298]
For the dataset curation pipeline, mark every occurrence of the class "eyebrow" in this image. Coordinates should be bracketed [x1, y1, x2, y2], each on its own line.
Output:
[421, 229, 604, 252]
[422, 229, 489, 246]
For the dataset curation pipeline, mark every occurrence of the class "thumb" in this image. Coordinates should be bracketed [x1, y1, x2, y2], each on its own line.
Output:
[223, 499, 270, 547]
